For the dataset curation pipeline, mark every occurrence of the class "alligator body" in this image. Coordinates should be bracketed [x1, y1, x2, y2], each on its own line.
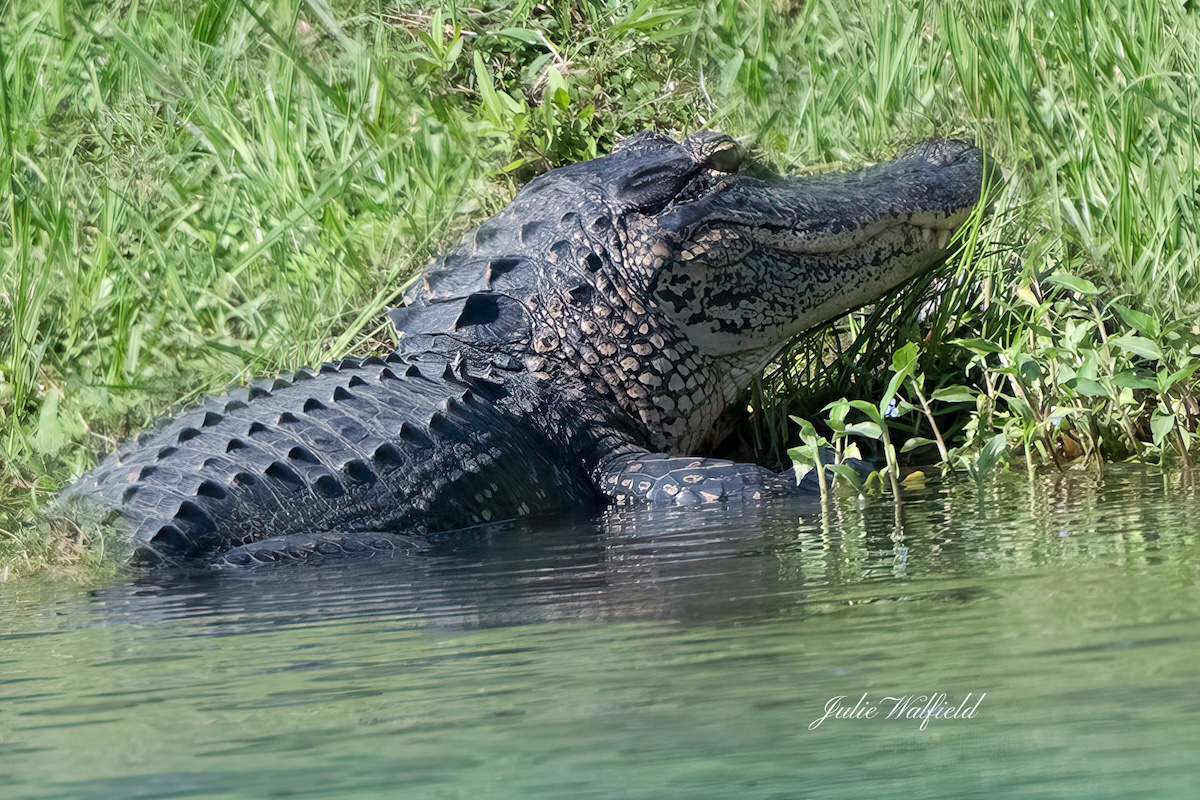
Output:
[61, 131, 990, 567]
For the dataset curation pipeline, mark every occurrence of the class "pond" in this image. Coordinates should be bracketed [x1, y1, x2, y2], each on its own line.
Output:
[3, 465, 1199, 799]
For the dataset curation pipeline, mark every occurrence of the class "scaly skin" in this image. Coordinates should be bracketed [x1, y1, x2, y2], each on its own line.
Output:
[59, 130, 993, 566]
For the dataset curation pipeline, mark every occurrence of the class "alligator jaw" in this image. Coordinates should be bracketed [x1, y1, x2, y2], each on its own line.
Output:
[646, 138, 993, 359]
[734, 210, 968, 258]
[917, 224, 955, 252]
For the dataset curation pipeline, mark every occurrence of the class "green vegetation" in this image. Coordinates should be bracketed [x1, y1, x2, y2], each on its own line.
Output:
[2, 0, 1198, 574]
[750, 0, 1200, 494]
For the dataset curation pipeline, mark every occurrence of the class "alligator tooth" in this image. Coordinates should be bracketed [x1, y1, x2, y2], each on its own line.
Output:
[935, 228, 951, 250]
[920, 227, 934, 244]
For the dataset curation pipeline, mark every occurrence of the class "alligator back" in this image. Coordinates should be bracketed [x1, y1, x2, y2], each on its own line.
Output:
[62, 353, 598, 562]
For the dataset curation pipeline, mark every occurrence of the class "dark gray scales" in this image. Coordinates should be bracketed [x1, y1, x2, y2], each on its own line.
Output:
[58, 131, 991, 567]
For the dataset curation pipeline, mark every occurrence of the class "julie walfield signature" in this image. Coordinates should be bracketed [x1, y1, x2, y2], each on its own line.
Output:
[809, 693, 986, 731]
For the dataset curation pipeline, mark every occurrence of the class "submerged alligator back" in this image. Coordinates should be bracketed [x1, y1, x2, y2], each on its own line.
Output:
[61, 354, 596, 563]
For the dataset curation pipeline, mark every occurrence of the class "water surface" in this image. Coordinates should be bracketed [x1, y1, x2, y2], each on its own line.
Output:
[3, 466, 1199, 798]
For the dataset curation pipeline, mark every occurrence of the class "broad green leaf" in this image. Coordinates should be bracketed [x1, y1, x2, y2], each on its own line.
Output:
[445, 34, 464, 63]
[1150, 412, 1176, 446]
[1111, 370, 1159, 391]
[788, 446, 818, 469]
[545, 65, 570, 110]
[473, 51, 504, 124]
[718, 49, 745, 96]
[1006, 394, 1037, 420]
[846, 399, 883, 423]
[1055, 362, 1078, 384]
[881, 370, 907, 414]
[1066, 376, 1108, 397]
[845, 421, 883, 440]
[788, 416, 827, 449]
[611, 0, 695, 37]
[931, 384, 978, 403]
[524, 52, 553, 80]
[1111, 303, 1159, 339]
[828, 463, 868, 492]
[33, 389, 80, 457]
[1076, 348, 1102, 379]
[1017, 354, 1044, 385]
[1044, 272, 1101, 295]
[824, 398, 850, 424]
[1110, 333, 1162, 361]
[976, 433, 1008, 479]
[899, 436, 936, 453]
[891, 341, 920, 375]
[1015, 284, 1041, 307]
[1163, 362, 1200, 390]
[954, 337, 1005, 355]
[495, 27, 542, 44]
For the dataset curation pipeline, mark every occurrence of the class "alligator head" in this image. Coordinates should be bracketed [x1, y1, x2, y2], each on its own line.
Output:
[394, 130, 994, 455]
[622, 132, 992, 450]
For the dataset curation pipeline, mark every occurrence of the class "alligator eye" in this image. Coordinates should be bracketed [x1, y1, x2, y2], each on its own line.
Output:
[683, 130, 744, 173]
[702, 141, 743, 173]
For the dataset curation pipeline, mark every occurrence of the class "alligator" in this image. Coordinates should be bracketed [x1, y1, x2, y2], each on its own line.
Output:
[60, 130, 991, 568]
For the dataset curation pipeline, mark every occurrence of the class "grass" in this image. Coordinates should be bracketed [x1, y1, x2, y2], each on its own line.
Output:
[735, 0, 1200, 485]
[2, 0, 1198, 575]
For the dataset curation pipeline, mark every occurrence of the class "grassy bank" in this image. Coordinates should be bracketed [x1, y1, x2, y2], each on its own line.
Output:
[2, 0, 1198, 575]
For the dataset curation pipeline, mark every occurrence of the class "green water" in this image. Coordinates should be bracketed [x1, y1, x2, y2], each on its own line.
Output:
[3, 466, 1199, 799]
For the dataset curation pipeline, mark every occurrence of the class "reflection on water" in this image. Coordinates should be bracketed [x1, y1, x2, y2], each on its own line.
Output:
[2, 466, 1200, 799]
